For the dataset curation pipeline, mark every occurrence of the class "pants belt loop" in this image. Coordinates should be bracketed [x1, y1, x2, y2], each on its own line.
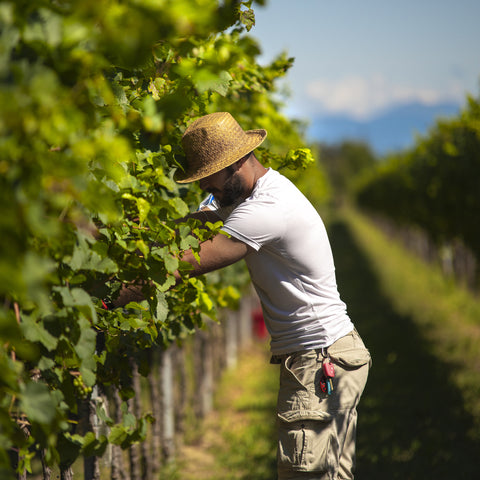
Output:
[316, 347, 328, 362]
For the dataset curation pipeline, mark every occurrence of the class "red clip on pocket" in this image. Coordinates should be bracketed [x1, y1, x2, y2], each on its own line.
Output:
[322, 360, 335, 378]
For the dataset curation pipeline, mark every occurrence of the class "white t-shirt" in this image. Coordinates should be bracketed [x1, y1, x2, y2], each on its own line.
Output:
[211, 168, 353, 355]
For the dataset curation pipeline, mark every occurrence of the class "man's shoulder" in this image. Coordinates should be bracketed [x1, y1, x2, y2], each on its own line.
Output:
[253, 169, 308, 209]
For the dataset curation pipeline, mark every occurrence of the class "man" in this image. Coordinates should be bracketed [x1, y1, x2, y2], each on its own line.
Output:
[173, 112, 371, 480]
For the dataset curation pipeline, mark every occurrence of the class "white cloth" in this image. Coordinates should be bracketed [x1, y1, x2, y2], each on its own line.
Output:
[211, 168, 353, 355]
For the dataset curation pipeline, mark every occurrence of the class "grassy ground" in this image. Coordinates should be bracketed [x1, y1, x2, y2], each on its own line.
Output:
[333, 210, 480, 479]
[174, 210, 480, 480]
[171, 340, 278, 480]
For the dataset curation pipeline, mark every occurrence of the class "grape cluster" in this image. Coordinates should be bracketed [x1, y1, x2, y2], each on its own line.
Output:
[72, 374, 93, 399]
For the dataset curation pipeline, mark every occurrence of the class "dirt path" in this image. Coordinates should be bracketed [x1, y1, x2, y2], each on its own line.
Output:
[175, 411, 225, 479]
[174, 341, 277, 480]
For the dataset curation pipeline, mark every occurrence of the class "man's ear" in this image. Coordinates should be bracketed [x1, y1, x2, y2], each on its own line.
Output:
[235, 152, 252, 170]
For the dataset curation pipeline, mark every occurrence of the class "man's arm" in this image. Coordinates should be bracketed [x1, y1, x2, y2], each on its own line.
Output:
[182, 208, 222, 225]
[174, 232, 253, 281]
[111, 232, 252, 308]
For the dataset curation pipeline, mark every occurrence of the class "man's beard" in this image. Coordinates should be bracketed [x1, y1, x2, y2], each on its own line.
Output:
[218, 167, 245, 207]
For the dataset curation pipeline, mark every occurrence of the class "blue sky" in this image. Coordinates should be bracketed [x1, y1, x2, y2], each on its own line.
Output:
[250, 0, 480, 121]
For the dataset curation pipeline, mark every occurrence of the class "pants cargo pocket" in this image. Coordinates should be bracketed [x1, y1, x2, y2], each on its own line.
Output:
[329, 348, 371, 370]
[328, 329, 372, 371]
[277, 409, 339, 475]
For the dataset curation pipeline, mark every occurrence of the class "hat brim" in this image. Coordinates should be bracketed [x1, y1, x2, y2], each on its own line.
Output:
[175, 129, 267, 184]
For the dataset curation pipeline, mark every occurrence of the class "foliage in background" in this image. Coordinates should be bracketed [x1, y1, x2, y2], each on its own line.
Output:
[355, 94, 480, 261]
[0, 0, 329, 475]
[315, 140, 377, 206]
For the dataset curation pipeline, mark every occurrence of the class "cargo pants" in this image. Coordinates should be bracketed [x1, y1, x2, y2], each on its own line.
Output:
[274, 329, 371, 480]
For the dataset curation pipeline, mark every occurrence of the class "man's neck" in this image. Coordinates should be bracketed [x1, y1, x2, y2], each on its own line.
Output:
[249, 156, 268, 186]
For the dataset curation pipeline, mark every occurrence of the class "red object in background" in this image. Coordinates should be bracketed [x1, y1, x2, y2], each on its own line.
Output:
[252, 306, 268, 339]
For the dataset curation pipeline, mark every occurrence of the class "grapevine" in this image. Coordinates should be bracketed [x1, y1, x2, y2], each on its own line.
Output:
[0, 0, 329, 476]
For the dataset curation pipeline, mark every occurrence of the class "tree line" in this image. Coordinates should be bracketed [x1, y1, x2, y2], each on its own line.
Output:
[354, 94, 480, 289]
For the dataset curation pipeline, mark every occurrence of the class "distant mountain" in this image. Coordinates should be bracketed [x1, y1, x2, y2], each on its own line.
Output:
[307, 101, 460, 155]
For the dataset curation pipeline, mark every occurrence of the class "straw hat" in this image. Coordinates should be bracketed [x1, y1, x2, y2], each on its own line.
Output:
[176, 112, 267, 183]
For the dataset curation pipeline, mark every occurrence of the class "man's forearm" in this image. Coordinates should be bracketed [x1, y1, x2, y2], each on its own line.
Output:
[111, 283, 146, 308]
[181, 209, 222, 226]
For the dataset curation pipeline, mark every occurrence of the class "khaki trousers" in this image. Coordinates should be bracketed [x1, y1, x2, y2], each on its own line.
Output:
[275, 329, 371, 480]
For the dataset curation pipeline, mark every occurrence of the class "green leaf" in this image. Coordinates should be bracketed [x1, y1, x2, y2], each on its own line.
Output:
[127, 316, 149, 329]
[198, 291, 214, 312]
[20, 381, 58, 425]
[17, 447, 35, 475]
[180, 234, 200, 251]
[108, 425, 128, 445]
[68, 238, 118, 274]
[58, 433, 83, 467]
[283, 148, 315, 170]
[192, 69, 232, 95]
[123, 412, 136, 428]
[20, 314, 58, 351]
[136, 239, 149, 258]
[159, 249, 179, 273]
[122, 194, 151, 222]
[82, 432, 108, 457]
[239, 5, 256, 31]
[66, 287, 98, 323]
[168, 197, 189, 217]
[97, 404, 113, 426]
[75, 318, 97, 384]
[0, 348, 23, 391]
[38, 356, 55, 371]
[155, 291, 168, 322]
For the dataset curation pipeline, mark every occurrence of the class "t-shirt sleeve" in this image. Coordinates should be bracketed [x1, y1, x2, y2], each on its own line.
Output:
[221, 198, 285, 251]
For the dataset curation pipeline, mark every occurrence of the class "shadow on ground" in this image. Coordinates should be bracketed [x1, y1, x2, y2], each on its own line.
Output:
[329, 220, 480, 479]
